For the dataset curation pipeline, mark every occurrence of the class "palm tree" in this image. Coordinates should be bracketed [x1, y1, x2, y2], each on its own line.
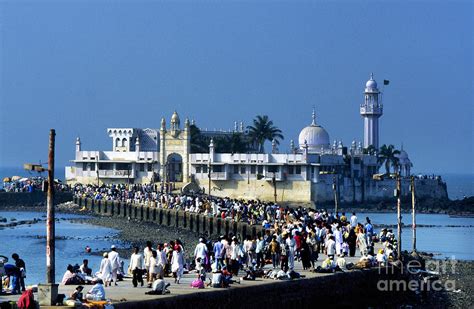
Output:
[213, 133, 248, 153]
[190, 125, 209, 153]
[364, 145, 377, 155]
[378, 144, 401, 175]
[246, 115, 284, 153]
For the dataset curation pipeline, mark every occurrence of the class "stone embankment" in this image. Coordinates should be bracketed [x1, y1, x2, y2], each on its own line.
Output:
[74, 197, 264, 241]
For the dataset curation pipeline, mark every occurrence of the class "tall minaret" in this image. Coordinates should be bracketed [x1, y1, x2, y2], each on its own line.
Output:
[360, 73, 383, 150]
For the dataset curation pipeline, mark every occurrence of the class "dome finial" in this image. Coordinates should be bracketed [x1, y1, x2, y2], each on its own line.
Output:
[311, 107, 316, 126]
[370, 72, 374, 80]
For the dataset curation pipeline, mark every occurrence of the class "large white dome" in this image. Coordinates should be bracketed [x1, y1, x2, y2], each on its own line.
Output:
[298, 111, 330, 152]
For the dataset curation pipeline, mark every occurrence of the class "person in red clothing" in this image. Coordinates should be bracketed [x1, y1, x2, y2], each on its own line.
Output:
[293, 231, 302, 259]
[17, 289, 35, 309]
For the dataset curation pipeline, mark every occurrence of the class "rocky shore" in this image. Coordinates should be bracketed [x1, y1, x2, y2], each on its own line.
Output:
[420, 259, 473, 308]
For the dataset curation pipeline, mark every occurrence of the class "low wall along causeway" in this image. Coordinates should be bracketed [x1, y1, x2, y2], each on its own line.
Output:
[74, 197, 264, 240]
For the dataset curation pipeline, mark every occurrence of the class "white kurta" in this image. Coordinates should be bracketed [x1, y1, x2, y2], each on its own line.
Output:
[98, 258, 112, 282]
[171, 251, 184, 279]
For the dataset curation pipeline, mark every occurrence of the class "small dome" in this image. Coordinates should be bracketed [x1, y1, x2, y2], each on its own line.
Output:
[171, 111, 180, 123]
[365, 73, 378, 90]
[396, 150, 411, 165]
[398, 150, 408, 159]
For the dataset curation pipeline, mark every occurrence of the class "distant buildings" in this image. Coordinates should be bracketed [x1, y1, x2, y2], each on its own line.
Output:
[66, 75, 446, 204]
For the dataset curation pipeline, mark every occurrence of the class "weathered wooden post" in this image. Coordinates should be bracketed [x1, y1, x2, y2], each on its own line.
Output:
[410, 176, 416, 253]
[332, 175, 339, 216]
[396, 174, 402, 261]
[38, 129, 58, 305]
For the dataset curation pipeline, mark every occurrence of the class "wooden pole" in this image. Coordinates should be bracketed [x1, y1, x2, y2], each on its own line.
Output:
[411, 176, 416, 253]
[333, 175, 339, 216]
[96, 156, 100, 187]
[396, 174, 402, 261]
[273, 173, 277, 203]
[46, 129, 55, 283]
[208, 160, 211, 197]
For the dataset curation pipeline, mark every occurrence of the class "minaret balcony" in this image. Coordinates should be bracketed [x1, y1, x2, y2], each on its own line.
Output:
[360, 105, 383, 115]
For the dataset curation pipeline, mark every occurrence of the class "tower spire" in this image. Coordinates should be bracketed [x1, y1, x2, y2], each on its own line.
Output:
[311, 107, 316, 126]
[360, 74, 383, 149]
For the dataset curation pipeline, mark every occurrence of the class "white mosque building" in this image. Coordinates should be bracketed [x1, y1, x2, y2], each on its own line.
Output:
[66, 75, 445, 204]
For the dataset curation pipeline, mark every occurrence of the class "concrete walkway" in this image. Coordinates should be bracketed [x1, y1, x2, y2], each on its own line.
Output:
[0, 246, 382, 306]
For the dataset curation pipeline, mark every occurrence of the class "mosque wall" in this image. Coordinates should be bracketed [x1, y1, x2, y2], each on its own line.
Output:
[192, 177, 448, 205]
[301, 177, 448, 206]
[194, 179, 312, 203]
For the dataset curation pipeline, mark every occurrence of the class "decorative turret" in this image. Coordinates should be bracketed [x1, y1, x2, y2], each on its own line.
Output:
[239, 121, 244, 133]
[160, 118, 166, 131]
[303, 139, 309, 158]
[290, 139, 295, 154]
[185, 118, 190, 131]
[360, 73, 383, 149]
[209, 138, 215, 162]
[135, 136, 140, 153]
[272, 139, 278, 154]
[75, 137, 81, 152]
[170, 111, 180, 131]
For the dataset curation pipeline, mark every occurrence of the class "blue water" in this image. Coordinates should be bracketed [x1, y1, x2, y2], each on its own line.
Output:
[355, 212, 474, 260]
[0, 211, 129, 286]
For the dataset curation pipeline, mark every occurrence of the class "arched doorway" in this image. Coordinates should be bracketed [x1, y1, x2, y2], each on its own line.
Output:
[166, 153, 183, 182]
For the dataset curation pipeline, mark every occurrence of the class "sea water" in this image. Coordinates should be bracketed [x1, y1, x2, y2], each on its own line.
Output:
[0, 211, 129, 286]
[356, 212, 474, 260]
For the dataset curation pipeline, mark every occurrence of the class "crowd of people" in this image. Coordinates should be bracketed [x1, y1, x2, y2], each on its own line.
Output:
[2, 176, 69, 193]
[51, 207, 399, 296]
[1, 181, 403, 305]
[72, 183, 348, 227]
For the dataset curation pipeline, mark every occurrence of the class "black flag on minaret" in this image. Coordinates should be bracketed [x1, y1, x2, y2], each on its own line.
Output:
[383, 80, 390, 85]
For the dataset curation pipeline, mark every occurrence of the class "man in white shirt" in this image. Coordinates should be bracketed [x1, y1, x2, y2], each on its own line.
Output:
[285, 233, 296, 271]
[143, 241, 154, 285]
[129, 246, 145, 287]
[350, 212, 358, 228]
[326, 236, 336, 258]
[194, 238, 208, 266]
[108, 245, 121, 286]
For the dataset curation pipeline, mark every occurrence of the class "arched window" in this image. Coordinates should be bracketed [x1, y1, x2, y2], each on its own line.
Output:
[115, 138, 120, 147]
[122, 138, 128, 148]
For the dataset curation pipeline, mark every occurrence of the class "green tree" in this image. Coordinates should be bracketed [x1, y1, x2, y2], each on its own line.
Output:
[213, 133, 248, 153]
[378, 144, 401, 175]
[364, 145, 376, 155]
[246, 115, 284, 153]
[190, 125, 208, 153]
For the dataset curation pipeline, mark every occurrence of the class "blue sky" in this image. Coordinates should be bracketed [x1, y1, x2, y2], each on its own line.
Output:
[0, 0, 472, 174]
